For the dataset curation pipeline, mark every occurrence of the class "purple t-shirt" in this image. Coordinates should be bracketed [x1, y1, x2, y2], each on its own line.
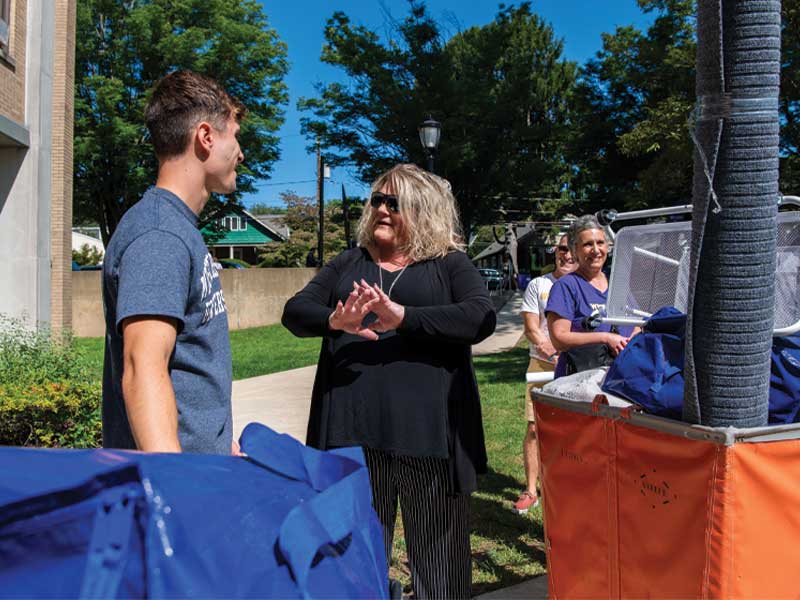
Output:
[545, 272, 634, 377]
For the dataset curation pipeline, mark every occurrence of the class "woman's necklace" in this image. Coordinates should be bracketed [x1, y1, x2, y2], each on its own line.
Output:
[378, 258, 409, 300]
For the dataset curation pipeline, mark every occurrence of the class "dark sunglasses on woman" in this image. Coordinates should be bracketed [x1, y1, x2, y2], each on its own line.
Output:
[370, 192, 400, 213]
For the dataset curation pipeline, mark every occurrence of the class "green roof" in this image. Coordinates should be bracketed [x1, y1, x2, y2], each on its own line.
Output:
[202, 206, 285, 245]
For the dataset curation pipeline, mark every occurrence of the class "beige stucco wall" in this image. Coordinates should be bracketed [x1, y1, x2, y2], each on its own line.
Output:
[218, 268, 316, 331]
[72, 268, 318, 338]
[72, 270, 103, 337]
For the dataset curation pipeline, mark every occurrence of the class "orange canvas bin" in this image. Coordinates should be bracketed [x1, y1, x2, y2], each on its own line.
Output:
[533, 390, 800, 599]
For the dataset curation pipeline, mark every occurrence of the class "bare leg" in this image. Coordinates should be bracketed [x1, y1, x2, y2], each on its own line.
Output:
[523, 421, 539, 494]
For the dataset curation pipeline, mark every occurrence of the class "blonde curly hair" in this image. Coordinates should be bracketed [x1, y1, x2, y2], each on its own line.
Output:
[357, 164, 465, 262]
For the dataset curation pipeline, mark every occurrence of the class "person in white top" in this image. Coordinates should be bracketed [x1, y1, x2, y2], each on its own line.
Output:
[513, 235, 575, 514]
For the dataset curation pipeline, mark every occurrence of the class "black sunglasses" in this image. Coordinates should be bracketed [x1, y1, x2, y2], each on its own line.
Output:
[556, 245, 569, 252]
[370, 192, 400, 213]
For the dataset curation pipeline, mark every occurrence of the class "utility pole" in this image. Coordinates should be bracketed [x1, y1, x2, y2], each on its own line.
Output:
[341, 184, 350, 249]
[316, 138, 324, 267]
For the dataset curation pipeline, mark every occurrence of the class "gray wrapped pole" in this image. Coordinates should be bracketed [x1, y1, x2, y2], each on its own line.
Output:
[683, 0, 780, 427]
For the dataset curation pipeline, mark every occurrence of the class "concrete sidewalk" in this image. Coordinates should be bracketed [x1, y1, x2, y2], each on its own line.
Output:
[230, 292, 546, 598]
[473, 290, 525, 355]
[232, 364, 316, 441]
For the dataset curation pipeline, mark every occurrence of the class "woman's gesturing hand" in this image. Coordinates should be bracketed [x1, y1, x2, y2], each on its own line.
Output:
[359, 280, 405, 334]
[328, 283, 380, 340]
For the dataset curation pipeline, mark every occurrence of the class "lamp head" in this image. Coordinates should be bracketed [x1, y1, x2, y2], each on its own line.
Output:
[418, 118, 442, 152]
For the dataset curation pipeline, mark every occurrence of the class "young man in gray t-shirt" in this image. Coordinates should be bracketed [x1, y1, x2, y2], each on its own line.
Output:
[102, 70, 244, 454]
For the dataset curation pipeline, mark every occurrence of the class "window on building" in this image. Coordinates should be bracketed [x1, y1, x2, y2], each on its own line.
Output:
[0, 0, 11, 54]
[219, 215, 246, 231]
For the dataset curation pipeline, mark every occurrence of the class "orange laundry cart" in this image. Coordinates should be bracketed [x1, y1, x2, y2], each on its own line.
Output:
[533, 390, 800, 598]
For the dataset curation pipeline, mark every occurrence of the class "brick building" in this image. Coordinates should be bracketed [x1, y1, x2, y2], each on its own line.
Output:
[0, 0, 76, 329]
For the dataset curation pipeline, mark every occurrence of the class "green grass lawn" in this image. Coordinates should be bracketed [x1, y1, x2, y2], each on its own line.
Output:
[75, 328, 543, 594]
[471, 347, 547, 592]
[74, 323, 320, 381]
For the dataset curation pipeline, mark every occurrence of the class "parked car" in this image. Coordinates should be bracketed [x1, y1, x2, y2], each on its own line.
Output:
[478, 268, 503, 290]
[71, 261, 102, 271]
[217, 259, 247, 269]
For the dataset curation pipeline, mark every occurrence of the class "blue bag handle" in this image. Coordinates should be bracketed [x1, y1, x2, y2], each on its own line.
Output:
[277, 467, 388, 599]
[239, 423, 387, 599]
[239, 423, 364, 492]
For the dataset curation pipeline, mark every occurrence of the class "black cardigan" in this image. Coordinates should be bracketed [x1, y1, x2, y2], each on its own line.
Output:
[282, 247, 496, 493]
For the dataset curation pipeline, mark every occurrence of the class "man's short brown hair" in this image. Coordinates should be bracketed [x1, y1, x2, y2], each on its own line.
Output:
[145, 70, 245, 158]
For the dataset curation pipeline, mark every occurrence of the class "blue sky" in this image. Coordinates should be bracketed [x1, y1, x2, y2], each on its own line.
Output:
[245, 1, 654, 209]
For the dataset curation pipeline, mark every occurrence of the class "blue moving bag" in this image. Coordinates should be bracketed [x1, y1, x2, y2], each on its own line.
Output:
[770, 334, 800, 424]
[0, 423, 388, 599]
[601, 307, 686, 420]
[602, 307, 800, 424]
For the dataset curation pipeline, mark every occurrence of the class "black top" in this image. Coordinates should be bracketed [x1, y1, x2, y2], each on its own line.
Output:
[282, 247, 496, 493]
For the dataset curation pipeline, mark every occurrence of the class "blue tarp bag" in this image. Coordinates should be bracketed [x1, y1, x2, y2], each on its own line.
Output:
[602, 307, 800, 424]
[769, 334, 800, 424]
[601, 307, 685, 420]
[0, 423, 388, 599]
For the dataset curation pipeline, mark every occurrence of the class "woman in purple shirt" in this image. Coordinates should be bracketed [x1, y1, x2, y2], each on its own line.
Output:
[546, 215, 635, 378]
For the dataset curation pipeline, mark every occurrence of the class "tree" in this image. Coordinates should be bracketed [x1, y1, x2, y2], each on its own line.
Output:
[247, 202, 286, 215]
[781, 0, 800, 192]
[258, 192, 350, 267]
[299, 1, 575, 237]
[566, 0, 696, 213]
[74, 0, 289, 244]
[443, 4, 577, 231]
[570, 0, 800, 205]
[72, 244, 104, 266]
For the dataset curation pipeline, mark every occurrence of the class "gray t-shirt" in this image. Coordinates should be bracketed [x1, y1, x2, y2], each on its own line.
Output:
[101, 187, 233, 454]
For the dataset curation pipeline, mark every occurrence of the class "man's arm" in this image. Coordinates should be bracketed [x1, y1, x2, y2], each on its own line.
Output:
[522, 311, 557, 360]
[121, 315, 181, 452]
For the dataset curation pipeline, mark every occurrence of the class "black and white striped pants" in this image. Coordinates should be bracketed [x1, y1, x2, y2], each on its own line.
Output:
[363, 448, 471, 599]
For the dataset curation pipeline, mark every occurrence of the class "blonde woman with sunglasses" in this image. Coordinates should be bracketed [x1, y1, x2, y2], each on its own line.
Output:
[283, 163, 496, 599]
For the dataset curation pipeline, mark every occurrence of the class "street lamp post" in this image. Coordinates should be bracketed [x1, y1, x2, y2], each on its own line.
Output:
[316, 140, 330, 267]
[418, 117, 441, 173]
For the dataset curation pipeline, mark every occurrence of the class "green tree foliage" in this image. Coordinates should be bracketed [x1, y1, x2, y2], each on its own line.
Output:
[567, 0, 696, 212]
[258, 192, 356, 267]
[781, 0, 800, 192]
[299, 2, 575, 236]
[72, 244, 104, 266]
[74, 0, 289, 244]
[247, 202, 286, 215]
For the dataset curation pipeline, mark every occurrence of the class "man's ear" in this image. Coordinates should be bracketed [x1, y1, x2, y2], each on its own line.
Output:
[194, 121, 214, 158]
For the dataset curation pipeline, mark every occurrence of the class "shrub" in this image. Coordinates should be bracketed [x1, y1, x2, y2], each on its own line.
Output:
[0, 317, 90, 385]
[0, 381, 101, 447]
[0, 316, 101, 448]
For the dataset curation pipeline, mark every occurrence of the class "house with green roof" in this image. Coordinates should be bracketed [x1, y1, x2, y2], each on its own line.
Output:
[202, 206, 287, 265]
